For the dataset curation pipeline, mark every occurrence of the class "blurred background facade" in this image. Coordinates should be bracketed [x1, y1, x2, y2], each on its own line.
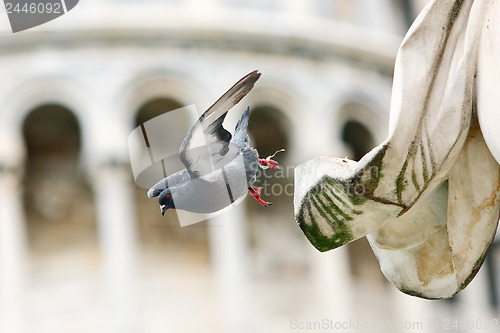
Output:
[0, 0, 499, 332]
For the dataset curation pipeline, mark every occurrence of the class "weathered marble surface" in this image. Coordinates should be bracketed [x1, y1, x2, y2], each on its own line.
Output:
[294, 0, 500, 299]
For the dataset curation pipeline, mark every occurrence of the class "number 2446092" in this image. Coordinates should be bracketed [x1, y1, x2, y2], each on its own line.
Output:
[5, 2, 62, 14]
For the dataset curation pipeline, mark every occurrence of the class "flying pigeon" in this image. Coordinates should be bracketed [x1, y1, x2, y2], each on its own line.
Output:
[147, 70, 283, 215]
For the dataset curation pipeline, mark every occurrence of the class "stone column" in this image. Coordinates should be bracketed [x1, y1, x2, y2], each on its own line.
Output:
[309, 247, 354, 320]
[390, 287, 431, 330]
[0, 163, 27, 333]
[90, 160, 140, 333]
[208, 204, 252, 333]
[300, 95, 354, 319]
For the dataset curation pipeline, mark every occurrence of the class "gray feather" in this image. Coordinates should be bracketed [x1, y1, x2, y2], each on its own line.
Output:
[178, 70, 261, 178]
[232, 106, 251, 147]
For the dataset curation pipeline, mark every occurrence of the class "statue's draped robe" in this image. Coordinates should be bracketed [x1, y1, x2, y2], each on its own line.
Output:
[294, 0, 500, 299]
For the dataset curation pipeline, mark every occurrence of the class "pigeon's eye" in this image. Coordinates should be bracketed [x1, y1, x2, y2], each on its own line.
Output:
[166, 194, 172, 200]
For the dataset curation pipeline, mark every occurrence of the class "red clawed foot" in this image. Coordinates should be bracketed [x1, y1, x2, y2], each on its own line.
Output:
[259, 158, 280, 169]
[258, 149, 285, 170]
[248, 187, 272, 207]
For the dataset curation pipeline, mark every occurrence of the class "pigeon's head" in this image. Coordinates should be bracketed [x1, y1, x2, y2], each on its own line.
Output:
[158, 189, 175, 215]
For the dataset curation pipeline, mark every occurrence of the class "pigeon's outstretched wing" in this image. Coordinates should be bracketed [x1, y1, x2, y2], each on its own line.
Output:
[179, 70, 261, 178]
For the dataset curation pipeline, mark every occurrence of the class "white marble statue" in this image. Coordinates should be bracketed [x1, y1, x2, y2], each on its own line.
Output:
[294, 0, 500, 299]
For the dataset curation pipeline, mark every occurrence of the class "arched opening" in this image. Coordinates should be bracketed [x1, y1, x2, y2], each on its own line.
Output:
[247, 105, 289, 160]
[399, 0, 417, 28]
[22, 104, 97, 255]
[341, 119, 375, 161]
[134, 98, 210, 264]
[247, 104, 291, 212]
[134, 98, 184, 125]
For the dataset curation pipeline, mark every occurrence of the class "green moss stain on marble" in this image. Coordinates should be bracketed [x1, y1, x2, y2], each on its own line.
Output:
[296, 146, 392, 251]
[296, 200, 353, 252]
[296, 176, 365, 251]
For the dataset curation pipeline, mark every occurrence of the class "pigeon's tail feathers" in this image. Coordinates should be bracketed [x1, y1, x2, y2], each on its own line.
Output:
[235, 106, 250, 133]
[232, 106, 251, 146]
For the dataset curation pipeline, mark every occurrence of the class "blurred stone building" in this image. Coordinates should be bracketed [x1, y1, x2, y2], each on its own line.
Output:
[0, 1, 497, 332]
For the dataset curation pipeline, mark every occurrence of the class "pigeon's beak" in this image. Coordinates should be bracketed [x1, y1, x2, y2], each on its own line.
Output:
[160, 205, 167, 216]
